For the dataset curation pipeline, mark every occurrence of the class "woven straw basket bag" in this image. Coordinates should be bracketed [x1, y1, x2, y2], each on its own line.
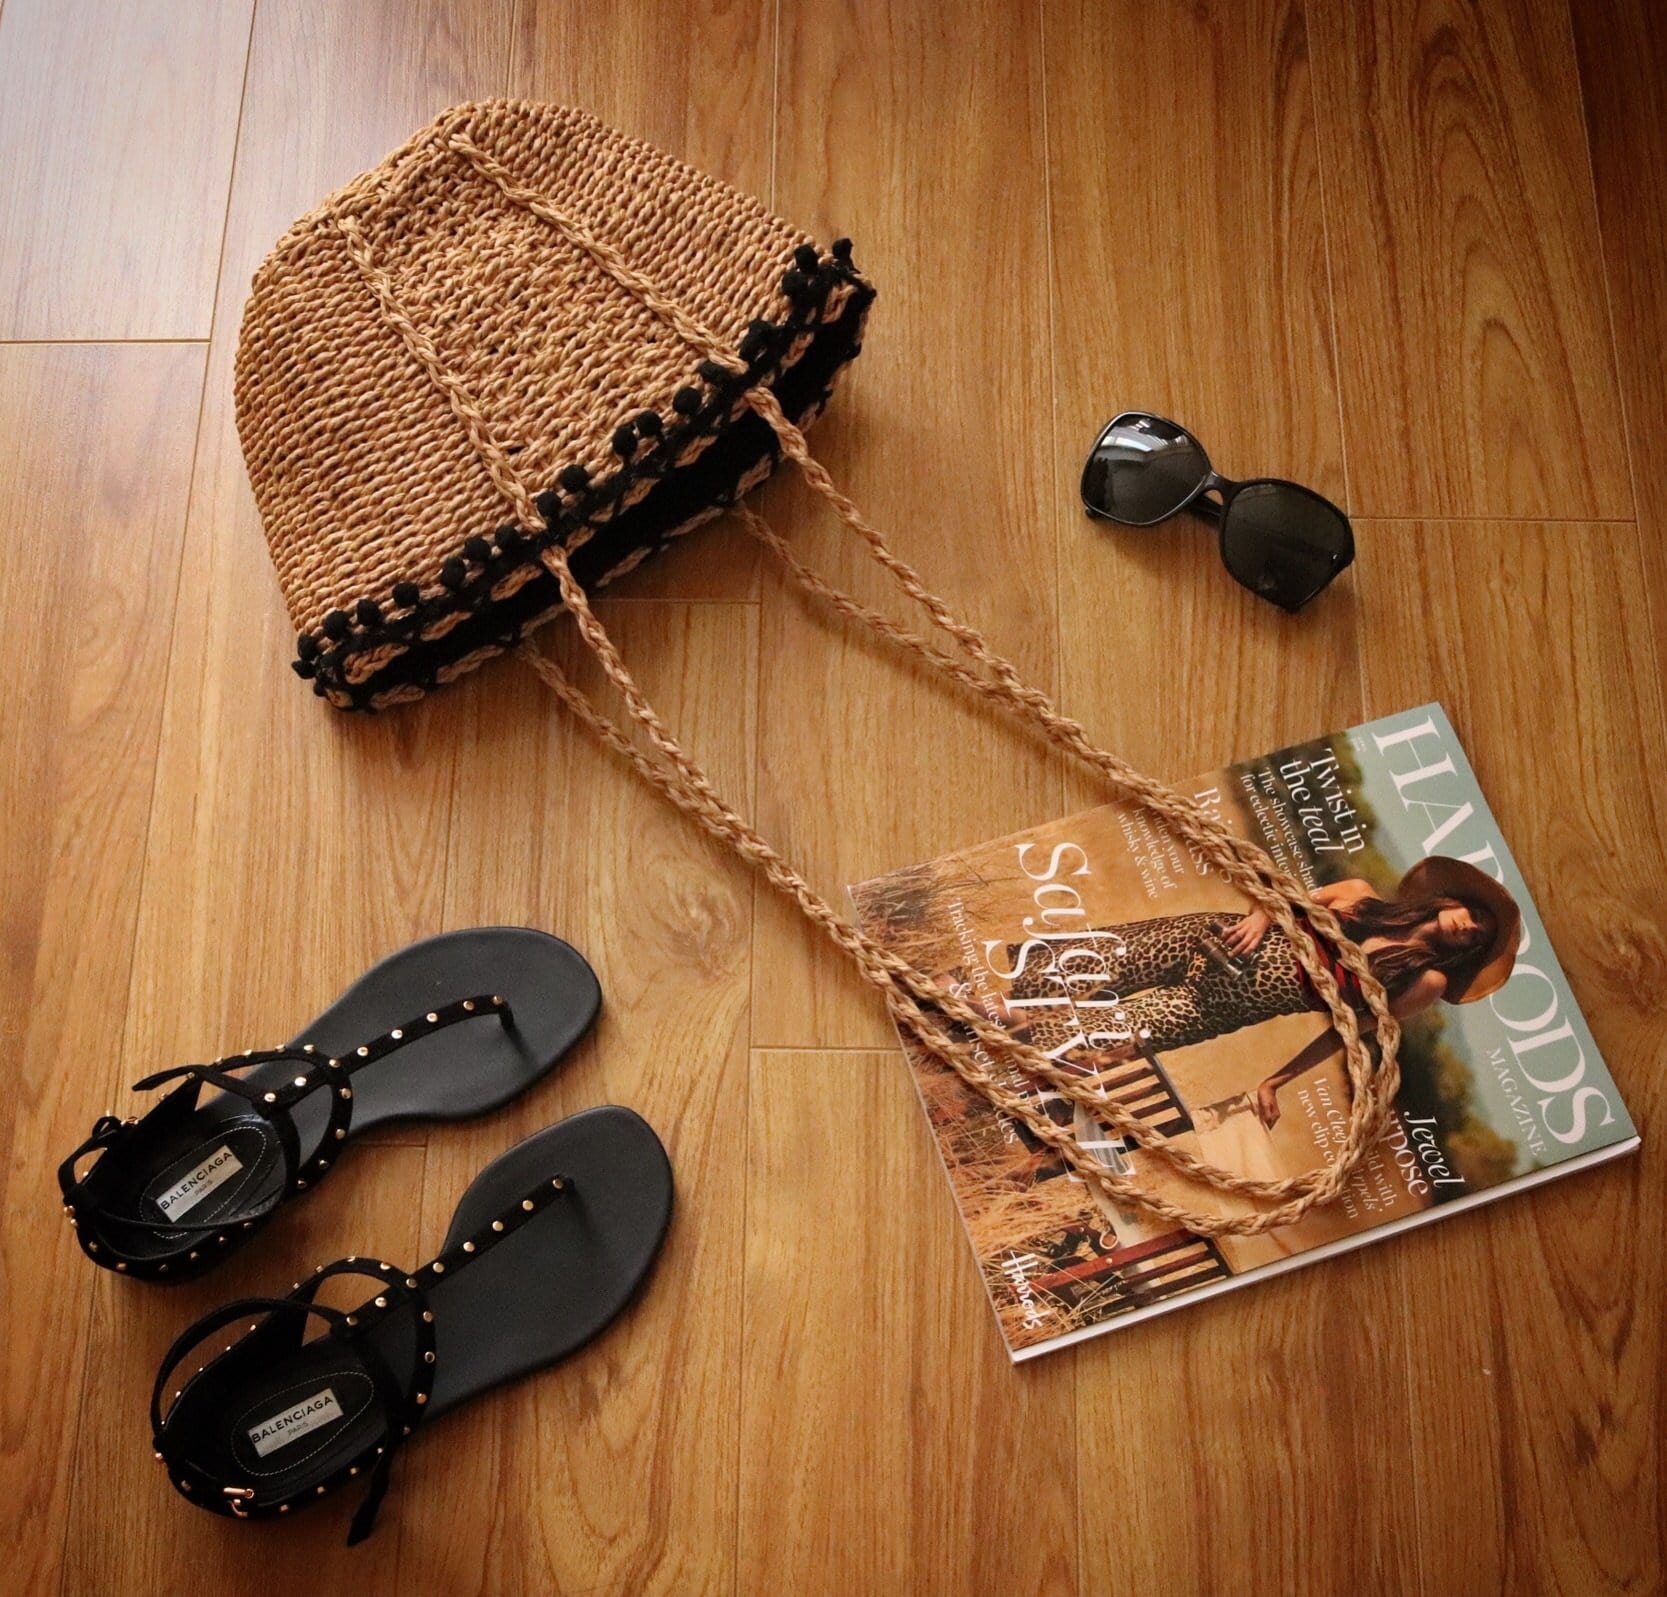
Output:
[237, 101, 1400, 1238]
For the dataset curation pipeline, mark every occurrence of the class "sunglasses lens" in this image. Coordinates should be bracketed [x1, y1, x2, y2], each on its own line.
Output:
[1220, 483, 1352, 609]
[1081, 414, 1209, 524]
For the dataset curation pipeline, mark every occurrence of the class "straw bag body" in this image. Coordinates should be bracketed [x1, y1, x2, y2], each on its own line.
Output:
[237, 101, 873, 709]
[237, 102, 1401, 1240]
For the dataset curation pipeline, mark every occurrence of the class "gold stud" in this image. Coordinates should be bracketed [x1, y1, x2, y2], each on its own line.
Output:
[462, 1000, 476, 1013]
[349, 1466, 359, 1477]
[153, 1451, 164, 1462]
[179, 1479, 191, 1493]
[492, 995, 504, 1006]
[303, 1044, 316, 1053]
[63, 1204, 74, 1217]
[188, 1250, 199, 1260]
[378, 1262, 391, 1272]
[521, 1199, 534, 1212]
[426, 1012, 439, 1024]
[295, 1180, 307, 1190]
[68, 1218, 78, 1229]
[416, 1393, 429, 1405]
[552, 1177, 567, 1191]
[462, 1241, 476, 1253]
[217, 1234, 227, 1244]
[292, 1076, 307, 1088]
[316, 1486, 326, 1496]
[390, 1028, 403, 1041]
[158, 1263, 168, 1273]
[242, 1220, 254, 1229]
[374, 1296, 387, 1308]
[491, 1221, 504, 1232]
[335, 1128, 346, 1140]
[263, 1092, 277, 1103]
[339, 1087, 352, 1100]
[405, 1277, 418, 1289]
[421, 1311, 434, 1323]
[424, 1351, 435, 1364]
[346, 1255, 356, 1262]
[116, 1262, 127, 1271]
[328, 1058, 341, 1069]
[402, 1426, 412, 1436]
[87, 1241, 99, 1252]
[431, 1262, 445, 1275]
[356, 1045, 369, 1058]
[279, 1504, 290, 1514]
[345, 1315, 357, 1326]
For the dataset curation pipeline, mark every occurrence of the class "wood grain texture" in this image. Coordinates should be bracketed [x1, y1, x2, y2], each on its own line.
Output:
[753, 0, 1066, 1051]
[1357, 520, 1667, 1596]
[1305, 0, 1631, 519]
[741, 1052, 1077, 1597]
[0, 0, 252, 340]
[1571, 0, 1667, 709]
[2, 2, 1664, 1593]
[1044, 10, 1422, 1591]
[0, 343, 204, 1597]
[405, 604, 759, 1595]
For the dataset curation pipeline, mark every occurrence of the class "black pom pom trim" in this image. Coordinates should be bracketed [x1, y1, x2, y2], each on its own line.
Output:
[293, 657, 316, 679]
[294, 240, 876, 708]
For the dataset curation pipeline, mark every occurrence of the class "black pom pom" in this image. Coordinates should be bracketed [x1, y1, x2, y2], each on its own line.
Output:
[534, 490, 561, 522]
[440, 559, 467, 592]
[611, 424, 638, 458]
[558, 464, 590, 493]
[292, 657, 316, 679]
[461, 536, 492, 564]
[780, 269, 808, 300]
[392, 581, 420, 609]
[321, 610, 351, 641]
[793, 243, 820, 273]
[740, 320, 773, 363]
[296, 633, 320, 661]
[354, 598, 384, 628]
[697, 359, 730, 384]
[494, 523, 525, 553]
[672, 386, 702, 416]
[635, 409, 663, 437]
[831, 236, 853, 261]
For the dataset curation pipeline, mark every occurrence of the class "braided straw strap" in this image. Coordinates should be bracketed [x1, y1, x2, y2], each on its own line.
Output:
[344, 141, 1400, 1238]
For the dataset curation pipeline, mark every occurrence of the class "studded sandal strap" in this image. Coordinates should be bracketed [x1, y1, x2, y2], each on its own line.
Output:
[66, 994, 515, 1246]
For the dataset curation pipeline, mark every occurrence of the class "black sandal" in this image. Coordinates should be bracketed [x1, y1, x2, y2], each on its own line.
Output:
[149, 1107, 672, 1542]
[59, 928, 600, 1281]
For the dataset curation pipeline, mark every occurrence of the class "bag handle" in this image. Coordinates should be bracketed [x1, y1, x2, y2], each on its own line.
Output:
[336, 134, 1403, 1238]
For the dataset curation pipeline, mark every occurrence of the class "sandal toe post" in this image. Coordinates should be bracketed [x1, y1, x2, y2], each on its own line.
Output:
[59, 929, 600, 1282]
[150, 1108, 671, 1542]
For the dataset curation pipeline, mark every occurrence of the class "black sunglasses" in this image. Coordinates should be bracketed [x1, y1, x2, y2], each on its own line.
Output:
[1080, 411, 1354, 611]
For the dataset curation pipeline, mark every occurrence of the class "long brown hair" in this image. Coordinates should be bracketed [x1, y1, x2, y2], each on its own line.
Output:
[1338, 893, 1495, 998]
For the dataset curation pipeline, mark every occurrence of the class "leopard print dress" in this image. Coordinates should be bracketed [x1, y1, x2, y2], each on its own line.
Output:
[998, 911, 1325, 1059]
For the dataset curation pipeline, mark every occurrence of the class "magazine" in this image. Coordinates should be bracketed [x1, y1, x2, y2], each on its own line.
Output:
[849, 703, 1640, 1361]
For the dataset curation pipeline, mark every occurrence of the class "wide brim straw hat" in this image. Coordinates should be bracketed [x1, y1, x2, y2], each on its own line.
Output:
[237, 100, 1405, 1241]
[1396, 856, 1521, 1003]
[236, 100, 872, 710]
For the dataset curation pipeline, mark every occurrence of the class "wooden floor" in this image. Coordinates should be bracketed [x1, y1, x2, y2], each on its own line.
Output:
[2, 2, 1663, 1592]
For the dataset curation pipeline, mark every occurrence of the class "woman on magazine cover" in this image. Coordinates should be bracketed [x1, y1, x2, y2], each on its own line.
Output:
[997, 857, 1521, 1131]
